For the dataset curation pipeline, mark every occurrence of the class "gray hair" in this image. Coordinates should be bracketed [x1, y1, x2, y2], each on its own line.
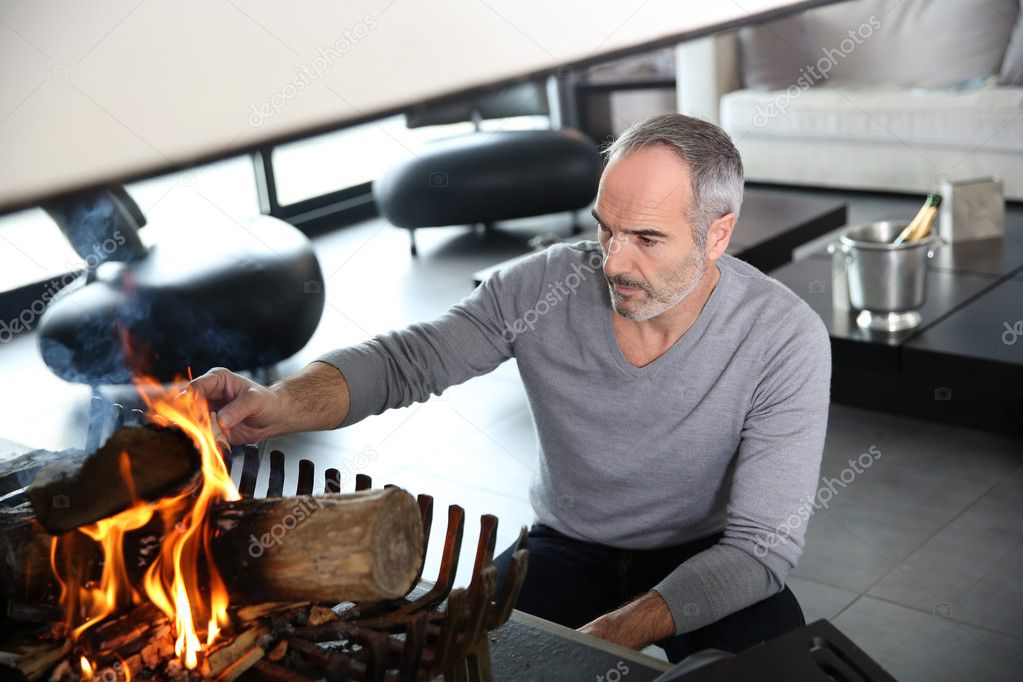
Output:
[603, 113, 744, 250]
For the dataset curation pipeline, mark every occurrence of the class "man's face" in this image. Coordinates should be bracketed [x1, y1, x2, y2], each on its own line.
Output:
[593, 145, 710, 322]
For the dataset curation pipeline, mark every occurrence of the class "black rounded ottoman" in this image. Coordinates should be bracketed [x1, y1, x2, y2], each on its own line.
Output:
[38, 214, 324, 384]
[373, 128, 602, 255]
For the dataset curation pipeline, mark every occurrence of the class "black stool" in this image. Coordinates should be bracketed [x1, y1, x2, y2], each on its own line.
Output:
[373, 81, 603, 256]
[37, 187, 324, 384]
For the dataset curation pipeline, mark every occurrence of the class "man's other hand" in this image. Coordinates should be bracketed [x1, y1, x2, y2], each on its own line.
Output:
[578, 591, 676, 650]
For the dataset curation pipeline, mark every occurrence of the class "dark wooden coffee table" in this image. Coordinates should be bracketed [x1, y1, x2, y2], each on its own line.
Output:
[770, 215, 1023, 435]
[489, 613, 897, 681]
[472, 189, 846, 286]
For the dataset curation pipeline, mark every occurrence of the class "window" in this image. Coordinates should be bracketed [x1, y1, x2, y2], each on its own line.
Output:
[270, 113, 549, 206]
[0, 155, 257, 293]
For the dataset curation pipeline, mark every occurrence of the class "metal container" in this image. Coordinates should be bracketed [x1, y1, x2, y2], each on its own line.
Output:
[826, 241, 850, 312]
[839, 221, 943, 331]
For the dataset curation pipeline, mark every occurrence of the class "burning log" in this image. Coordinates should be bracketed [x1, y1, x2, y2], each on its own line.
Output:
[211, 488, 425, 603]
[250, 659, 315, 682]
[58, 603, 176, 680]
[0, 641, 69, 681]
[1, 488, 424, 611]
[216, 644, 265, 681]
[203, 623, 268, 678]
[234, 603, 308, 622]
[25, 425, 201, 534]
[0, 507, 52, 604]
[5, 600, 62, 624]
[82, 602, 166, 654]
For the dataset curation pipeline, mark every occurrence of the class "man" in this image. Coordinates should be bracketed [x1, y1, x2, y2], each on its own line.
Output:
[190, 113, 831, 662]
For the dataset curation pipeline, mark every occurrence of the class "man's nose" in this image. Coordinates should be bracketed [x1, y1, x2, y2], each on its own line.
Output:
[602, 236, 631, 277]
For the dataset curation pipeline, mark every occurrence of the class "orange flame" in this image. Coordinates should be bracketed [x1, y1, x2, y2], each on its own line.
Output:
[51, 373, 240, 671]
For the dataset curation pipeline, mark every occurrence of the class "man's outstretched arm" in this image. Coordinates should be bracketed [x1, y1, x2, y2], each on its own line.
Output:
[188, 248, 550, 444]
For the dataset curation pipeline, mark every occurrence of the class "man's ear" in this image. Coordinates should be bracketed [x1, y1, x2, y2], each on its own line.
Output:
[706, 213, 736, 260]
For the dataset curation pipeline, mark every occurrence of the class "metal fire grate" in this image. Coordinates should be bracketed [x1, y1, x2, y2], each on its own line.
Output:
[228, 443, 530, 681]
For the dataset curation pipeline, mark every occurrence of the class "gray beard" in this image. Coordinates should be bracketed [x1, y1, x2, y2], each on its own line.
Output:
[608, 251, 708, 321]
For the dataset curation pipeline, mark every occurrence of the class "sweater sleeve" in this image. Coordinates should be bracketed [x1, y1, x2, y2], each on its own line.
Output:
[315, 251, 548, 427]
[652, 302, 832, 634]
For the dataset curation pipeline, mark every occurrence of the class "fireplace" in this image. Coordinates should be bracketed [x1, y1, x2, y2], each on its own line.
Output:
[0, 388, 529, 681]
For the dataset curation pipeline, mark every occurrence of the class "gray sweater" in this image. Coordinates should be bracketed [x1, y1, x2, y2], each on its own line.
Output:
[318, 241, 831, 634]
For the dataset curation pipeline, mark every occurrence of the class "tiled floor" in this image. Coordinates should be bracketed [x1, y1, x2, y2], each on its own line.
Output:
[1, 186, 1021, 681]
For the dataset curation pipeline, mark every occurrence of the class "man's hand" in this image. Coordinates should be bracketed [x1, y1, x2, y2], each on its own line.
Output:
[185, 363, 350, 444]
[185, 368, 287, 444]
[577, 591, 676, 650]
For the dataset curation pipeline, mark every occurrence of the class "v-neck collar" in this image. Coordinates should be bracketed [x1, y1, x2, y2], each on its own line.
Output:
[601, 262, 729, 377]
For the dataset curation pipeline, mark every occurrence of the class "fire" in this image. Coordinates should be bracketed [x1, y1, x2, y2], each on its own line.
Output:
[79, 656, 93, 680]
[50, 373, 240, 672]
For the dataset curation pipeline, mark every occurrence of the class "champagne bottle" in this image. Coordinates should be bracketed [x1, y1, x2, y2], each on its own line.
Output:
[893, 193, 941, 245]
[908, 195, 941, 241]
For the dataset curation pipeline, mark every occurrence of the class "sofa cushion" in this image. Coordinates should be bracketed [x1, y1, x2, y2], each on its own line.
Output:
[739, 0, 1019, 90]
[737, 12, 812, 90]
[721, 84, 1023, 153]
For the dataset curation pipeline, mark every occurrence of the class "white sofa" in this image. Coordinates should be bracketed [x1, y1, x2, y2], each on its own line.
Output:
[675, 0, 1023, 200]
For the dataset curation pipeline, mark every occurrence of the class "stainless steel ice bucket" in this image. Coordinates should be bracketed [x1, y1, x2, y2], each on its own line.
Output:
[839, 221, 943, 313]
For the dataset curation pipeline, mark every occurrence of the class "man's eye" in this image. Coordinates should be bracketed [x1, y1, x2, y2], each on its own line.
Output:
[639, 237, 656, 246]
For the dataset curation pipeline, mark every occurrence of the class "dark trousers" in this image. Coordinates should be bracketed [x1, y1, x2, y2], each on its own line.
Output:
[493, 524, 804, 663]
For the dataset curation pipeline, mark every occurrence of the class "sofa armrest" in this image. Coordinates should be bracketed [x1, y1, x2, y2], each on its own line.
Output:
[674, 31, 741, 124]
